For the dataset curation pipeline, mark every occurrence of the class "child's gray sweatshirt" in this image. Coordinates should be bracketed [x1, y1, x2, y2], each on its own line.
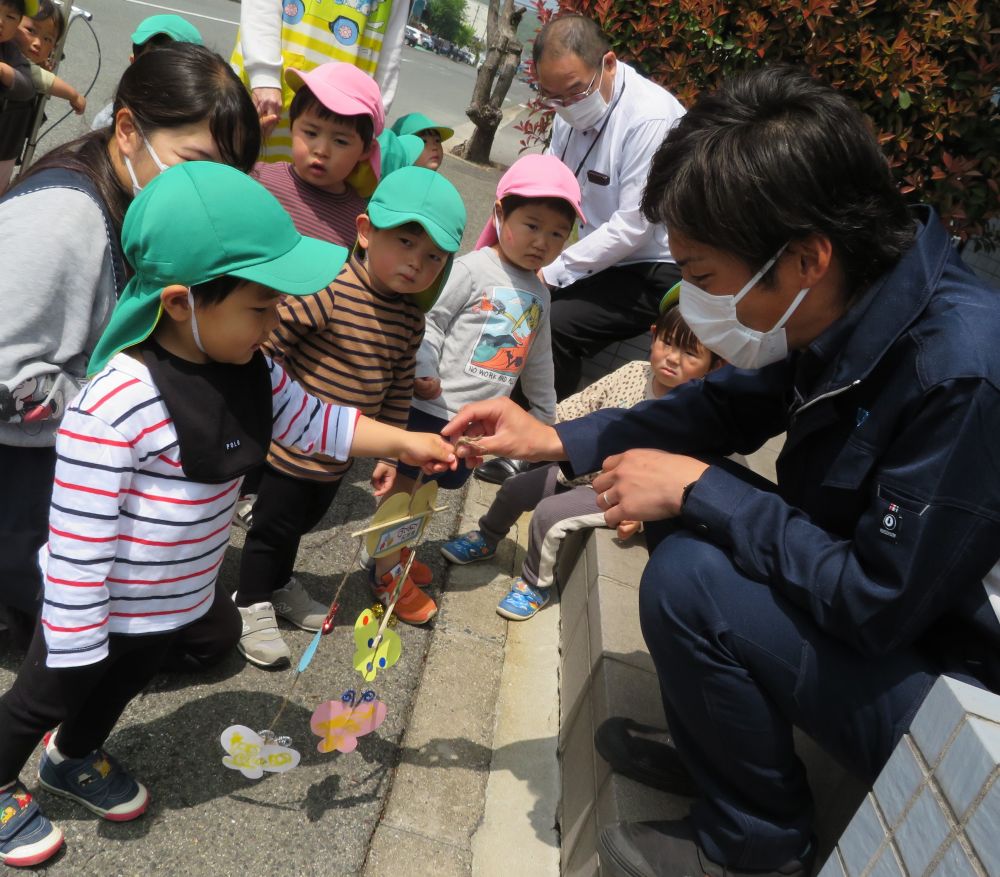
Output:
[413, 247, 557, 423]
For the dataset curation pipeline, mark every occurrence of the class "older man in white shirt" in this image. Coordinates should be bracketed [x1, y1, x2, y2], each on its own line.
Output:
[478, 15, 685, 484]
[542, 17, 684, 395]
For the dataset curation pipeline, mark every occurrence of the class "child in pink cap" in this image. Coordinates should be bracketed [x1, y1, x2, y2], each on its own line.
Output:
[251, 61, 384, 250]
[385, 154, 584, 587]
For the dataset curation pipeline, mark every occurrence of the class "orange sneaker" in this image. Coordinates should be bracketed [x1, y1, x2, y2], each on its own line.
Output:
[370, 564, 437, 625]
[401, 547, 433, 586]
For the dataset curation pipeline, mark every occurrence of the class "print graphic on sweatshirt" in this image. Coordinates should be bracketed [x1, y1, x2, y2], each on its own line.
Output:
[466, 286, 543, 387]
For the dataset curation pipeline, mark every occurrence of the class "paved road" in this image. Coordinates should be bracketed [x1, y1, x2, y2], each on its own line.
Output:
[43, 0, 535, 163]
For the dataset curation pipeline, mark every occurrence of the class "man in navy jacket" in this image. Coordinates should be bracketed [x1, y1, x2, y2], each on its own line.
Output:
[444, 67, 1000, 877]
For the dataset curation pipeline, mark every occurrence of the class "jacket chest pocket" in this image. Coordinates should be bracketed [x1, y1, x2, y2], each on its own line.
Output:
[822, 438, 878, 491]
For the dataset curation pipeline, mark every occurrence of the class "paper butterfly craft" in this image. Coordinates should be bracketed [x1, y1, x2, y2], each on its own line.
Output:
[353, 608, 401, 682]
[310, 689, 387, 753]
[364, 481, 439, 559]
[220, 725, 301, 779]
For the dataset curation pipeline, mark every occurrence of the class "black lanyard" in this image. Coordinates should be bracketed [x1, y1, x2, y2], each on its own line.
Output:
[559, 77, 627, 179]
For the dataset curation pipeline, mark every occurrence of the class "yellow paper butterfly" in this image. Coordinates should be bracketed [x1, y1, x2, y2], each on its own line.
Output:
[353, 608, 401, 681]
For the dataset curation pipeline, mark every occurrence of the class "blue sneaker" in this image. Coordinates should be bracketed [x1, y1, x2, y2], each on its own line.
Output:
[0, 782, 63, 867]
[38, 734, 148, 822]
[496, 578, 549, 621]
[440, 530, 497, 565]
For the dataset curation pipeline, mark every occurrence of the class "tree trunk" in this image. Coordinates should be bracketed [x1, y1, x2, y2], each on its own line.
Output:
[456, 0, 524, 165]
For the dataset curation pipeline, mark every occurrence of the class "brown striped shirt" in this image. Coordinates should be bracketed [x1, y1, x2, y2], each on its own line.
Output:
[263, 257, 424, 482]
[252, 161, 365, 249]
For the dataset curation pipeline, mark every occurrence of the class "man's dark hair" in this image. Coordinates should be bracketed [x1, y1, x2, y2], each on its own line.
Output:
[288, 86, 375, 149]
[499, 193, 577, 227]
[533, 14, 610, 69]
[641, 66, 914, 294]
[654, 306, 720, 366]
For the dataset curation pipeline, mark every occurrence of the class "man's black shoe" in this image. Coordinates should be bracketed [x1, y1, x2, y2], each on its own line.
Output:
[473, 457, 536, 484]
[594, 717, 698, 797]
[599, 819, 813, 877]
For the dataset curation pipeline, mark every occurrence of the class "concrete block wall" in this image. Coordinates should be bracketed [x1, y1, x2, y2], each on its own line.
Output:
[818, 675, 1000, 877]
[556, 525, 863, 876]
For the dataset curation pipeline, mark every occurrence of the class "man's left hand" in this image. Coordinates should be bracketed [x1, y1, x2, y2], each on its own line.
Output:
[592, 450, 709, 527]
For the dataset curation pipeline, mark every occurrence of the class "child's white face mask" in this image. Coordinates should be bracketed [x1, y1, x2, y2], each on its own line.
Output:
[123, 126, 169, 196]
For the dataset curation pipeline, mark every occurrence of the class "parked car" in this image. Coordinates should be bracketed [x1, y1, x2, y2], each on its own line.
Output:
[404, 25, 421, 47]
[418, 31, 434, 50]
[458, 48, 475, 65]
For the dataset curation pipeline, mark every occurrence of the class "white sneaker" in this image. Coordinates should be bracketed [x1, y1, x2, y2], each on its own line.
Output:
[272, 578, 328, 632]
[237, 602, 290, 667]
[232, 494, 257, 532]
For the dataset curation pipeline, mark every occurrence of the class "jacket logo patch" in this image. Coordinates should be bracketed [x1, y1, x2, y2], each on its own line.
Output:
[880, 502, 900, 540]
[225, 439, 242, 452]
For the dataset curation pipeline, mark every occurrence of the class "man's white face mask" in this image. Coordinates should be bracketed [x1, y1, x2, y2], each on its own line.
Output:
[678, 243, 812, 370]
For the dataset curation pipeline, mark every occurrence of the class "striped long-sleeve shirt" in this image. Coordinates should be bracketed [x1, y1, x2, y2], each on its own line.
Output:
[264, 257, 424, 482]
[40, 353, 358, 669]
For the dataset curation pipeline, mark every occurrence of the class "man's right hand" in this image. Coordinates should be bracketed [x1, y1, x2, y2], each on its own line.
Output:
[442, 397, 565, 468]
[252, 87, 282, 139]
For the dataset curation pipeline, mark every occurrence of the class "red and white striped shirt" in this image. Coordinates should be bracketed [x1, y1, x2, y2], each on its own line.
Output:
[40, 353, 358, 668]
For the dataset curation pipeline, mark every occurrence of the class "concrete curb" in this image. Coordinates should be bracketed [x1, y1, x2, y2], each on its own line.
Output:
[364, 477, 561, 875]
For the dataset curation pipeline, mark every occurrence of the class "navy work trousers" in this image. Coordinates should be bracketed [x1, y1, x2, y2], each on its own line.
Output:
[639, 527, 937, 870]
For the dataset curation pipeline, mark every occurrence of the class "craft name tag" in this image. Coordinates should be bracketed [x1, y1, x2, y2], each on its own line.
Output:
[373, 514, 426, 556]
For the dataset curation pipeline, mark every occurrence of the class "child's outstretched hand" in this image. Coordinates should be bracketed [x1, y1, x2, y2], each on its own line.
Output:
[371, 461, 397, 497]
[413, 377, 442, 400]
[616, 520, 643, 541]
[398, 431, 456, 475]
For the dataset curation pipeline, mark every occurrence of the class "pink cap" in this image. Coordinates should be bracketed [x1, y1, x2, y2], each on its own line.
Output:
[474, 154, 586, 250]
[285, 62, 386, 186]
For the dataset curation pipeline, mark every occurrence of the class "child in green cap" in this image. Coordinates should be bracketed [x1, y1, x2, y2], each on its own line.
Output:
[0, 161, 455, 868]
[231, 166, 466, 664]
[390, 112, 454, 171]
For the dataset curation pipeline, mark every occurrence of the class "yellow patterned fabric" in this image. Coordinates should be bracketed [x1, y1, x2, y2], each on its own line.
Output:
[232, 0, 394, 163]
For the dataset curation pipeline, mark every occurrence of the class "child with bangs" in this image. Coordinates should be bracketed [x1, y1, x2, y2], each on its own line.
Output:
[252, 62, 383, 249]
[368, 154, 582, 601]
[0, 162, 455, 867]
[441, 301, 724, 620]
[231, 166, 466, 665]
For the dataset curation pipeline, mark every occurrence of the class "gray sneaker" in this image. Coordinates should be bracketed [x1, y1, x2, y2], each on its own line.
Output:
[272, 578, 328, 632]
[237, 602, 291, 667]
[232, 494, 256, 532]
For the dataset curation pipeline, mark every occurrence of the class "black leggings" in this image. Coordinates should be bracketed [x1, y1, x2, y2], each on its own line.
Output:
[236, 465, 342, 606]
[0, 621, 176, 785]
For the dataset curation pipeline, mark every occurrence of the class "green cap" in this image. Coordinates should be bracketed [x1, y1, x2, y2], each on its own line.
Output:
[366, 166, 466, 312]
[88, 162, 348, 375]
[659, 281, 681, 314]
[376, 130, 425, 178]
[131, 14, 204, 47]
[391, 112, 454, 142]
[25, 0, 38, 16]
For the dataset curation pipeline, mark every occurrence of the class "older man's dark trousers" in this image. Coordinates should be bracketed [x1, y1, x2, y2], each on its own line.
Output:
[639, 526, 937, 870]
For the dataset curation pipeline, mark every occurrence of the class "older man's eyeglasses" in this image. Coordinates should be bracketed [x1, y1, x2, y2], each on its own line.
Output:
[538, 58, 606, 109]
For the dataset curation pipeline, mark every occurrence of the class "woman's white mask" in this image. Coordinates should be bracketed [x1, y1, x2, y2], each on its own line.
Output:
[123, 127, 169, 196]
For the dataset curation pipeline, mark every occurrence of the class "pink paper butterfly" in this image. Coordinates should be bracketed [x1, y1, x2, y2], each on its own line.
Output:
[310, 690, 387, 754]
